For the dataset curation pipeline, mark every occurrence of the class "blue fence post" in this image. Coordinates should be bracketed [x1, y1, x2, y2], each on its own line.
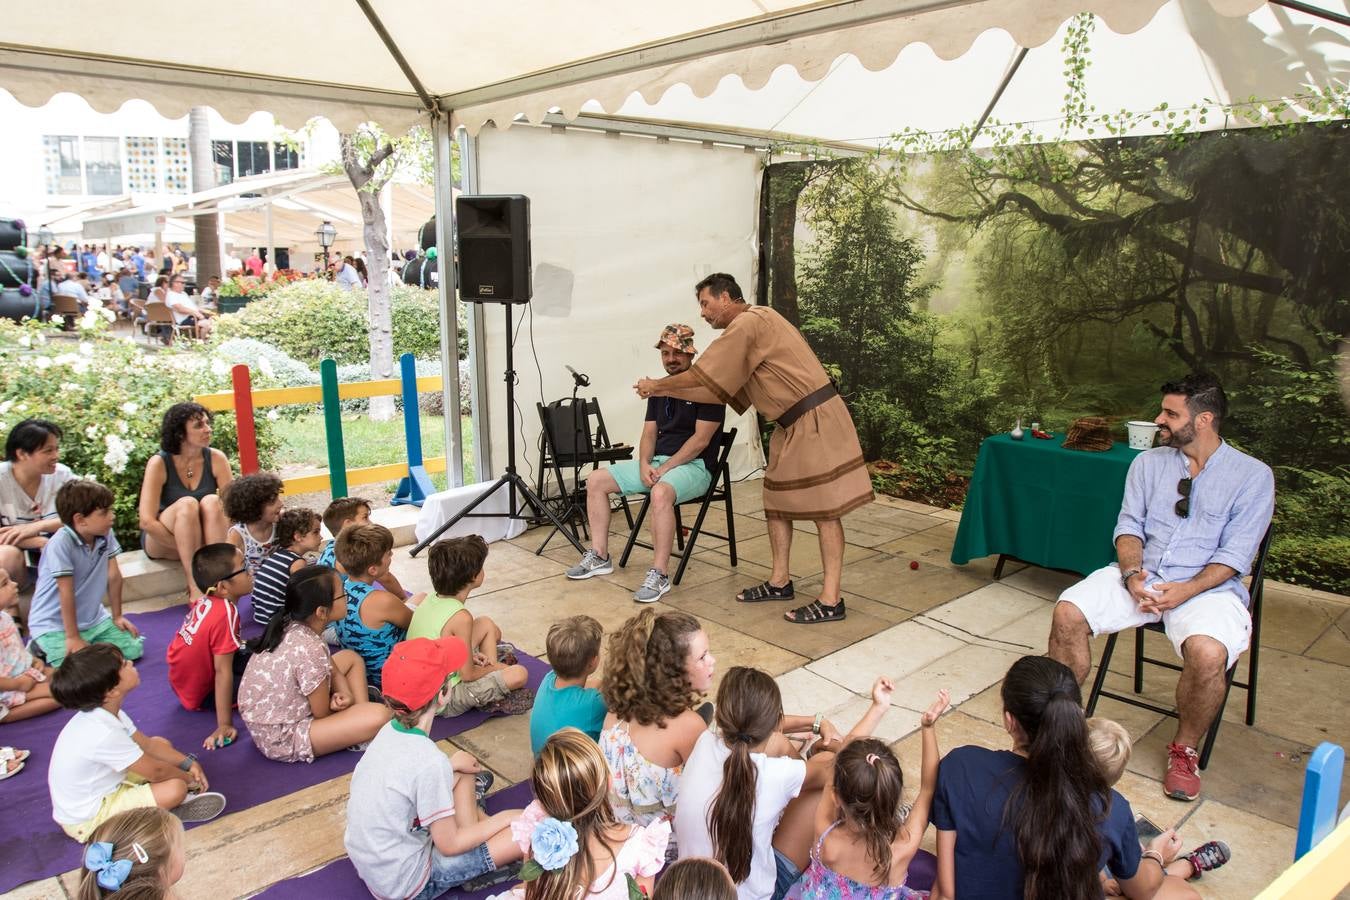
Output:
[1295, 741, 1345, 860]
[393, 352, 436, 507]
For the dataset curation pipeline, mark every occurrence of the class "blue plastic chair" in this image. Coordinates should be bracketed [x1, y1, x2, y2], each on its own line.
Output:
[1295, 741, 1345, 860]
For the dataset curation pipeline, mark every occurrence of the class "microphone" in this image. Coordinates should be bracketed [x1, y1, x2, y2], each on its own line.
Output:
[566, 365, 590, 387]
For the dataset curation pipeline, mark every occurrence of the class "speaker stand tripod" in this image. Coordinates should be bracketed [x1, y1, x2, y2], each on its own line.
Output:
[410, 303, 585, 557]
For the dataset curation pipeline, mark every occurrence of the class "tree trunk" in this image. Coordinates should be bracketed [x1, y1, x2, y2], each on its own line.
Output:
[188, 107, 220, 282]
[361, 186, 395, 421]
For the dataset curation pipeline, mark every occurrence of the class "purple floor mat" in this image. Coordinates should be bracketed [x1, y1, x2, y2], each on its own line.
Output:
[0, 604, 550, 894]
[254, 781, 535, 899]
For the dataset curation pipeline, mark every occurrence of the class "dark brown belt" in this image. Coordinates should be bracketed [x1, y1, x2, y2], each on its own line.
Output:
[776, 382, 838, 429]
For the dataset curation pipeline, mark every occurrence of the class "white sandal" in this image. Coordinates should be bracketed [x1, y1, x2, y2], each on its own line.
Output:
[0, 747, 30, 779]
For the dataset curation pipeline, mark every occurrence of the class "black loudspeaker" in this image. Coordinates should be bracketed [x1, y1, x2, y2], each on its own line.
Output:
[0, 218, 26, 252]
[456, 195, 530, 303]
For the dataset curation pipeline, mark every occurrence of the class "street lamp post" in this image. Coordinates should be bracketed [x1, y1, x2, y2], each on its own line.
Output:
[315, 221, 337, 275]
[36, 226, 54, 311]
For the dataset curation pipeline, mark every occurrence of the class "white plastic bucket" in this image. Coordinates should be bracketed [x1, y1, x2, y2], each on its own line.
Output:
[1126, 421, 1159, 450]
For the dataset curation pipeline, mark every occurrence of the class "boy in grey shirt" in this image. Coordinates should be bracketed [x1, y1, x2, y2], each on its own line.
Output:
[345, 636, 525, 899]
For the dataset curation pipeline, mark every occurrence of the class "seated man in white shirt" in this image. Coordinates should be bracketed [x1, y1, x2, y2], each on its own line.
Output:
[164, 275, 214, 339]
[54, 273, 92, 312]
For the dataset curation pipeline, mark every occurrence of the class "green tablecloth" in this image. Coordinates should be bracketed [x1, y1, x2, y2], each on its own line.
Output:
[951, 433, 1142, 576]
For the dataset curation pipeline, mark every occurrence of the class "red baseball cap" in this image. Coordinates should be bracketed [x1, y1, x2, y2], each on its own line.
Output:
[381, 637, 470, 709]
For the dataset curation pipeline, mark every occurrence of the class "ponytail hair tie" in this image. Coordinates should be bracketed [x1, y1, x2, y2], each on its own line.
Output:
[865, 753, 879, 765]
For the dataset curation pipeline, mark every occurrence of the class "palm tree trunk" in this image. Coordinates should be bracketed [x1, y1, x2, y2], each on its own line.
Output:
[189, 107, 220, 283]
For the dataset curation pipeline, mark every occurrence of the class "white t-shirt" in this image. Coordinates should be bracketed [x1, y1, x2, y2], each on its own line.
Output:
[48, 708, 145, 824]
[0, 461, 74, 530]
[674, 730, 806, 900]
[165, 289, 201, 324]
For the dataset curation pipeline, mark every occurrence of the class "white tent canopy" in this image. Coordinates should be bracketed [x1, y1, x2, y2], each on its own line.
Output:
[0, 0, 1275, 137]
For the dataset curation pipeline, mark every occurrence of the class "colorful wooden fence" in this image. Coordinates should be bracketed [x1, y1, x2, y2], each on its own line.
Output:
[195, 353, 448, 501]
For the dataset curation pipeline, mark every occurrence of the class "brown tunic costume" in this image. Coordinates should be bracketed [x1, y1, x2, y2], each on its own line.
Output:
[690, 306, 874, 521]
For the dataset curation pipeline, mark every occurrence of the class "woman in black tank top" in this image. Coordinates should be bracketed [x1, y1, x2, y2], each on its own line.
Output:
[137, 402, 232, 598]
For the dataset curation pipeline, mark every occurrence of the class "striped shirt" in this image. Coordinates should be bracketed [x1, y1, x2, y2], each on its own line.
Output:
[1113, 441, 1274, 604]
[252, 548, 301, 628]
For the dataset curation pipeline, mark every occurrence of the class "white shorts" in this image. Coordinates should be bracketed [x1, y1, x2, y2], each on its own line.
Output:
[1058, 565, 1251, 669]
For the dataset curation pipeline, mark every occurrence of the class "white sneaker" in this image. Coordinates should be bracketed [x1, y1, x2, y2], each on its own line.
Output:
[566, 549, 613, 580]
[634, 568, 671, 603]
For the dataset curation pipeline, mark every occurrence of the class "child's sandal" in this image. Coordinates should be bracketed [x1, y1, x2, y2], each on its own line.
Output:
[0, 747, 30, 780]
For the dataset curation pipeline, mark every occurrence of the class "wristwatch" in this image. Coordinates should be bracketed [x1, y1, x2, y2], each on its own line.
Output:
[178, 753, 197, 773]
[1120, 568, 1142, 587]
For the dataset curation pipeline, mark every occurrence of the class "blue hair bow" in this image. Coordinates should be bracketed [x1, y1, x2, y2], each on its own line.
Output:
[84, 841, 133, 891]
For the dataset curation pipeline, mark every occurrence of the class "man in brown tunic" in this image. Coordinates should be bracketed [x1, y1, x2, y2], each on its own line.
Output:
[635, 273, 873, 623]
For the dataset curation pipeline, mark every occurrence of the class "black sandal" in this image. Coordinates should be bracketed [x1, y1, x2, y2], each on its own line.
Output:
[737, 580, 795, 602]
[785, 599, 846, 624]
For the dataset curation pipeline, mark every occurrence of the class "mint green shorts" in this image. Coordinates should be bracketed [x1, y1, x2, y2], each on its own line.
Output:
[35, 617, 145, 667]
[607, 456, 711, 504]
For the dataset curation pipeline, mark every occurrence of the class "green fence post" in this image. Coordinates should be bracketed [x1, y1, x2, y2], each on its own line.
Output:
[320, 358, 348, 499]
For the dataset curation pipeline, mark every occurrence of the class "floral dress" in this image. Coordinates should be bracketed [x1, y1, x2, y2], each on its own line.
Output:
[785, 822, 929, 900]
[489, 801, 671, 900]
[0, 610, 44, 718]
[599, 720, 681, 821]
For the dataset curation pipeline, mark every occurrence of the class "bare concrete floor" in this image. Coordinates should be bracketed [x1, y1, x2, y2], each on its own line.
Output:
[11, 484, 1349, 899]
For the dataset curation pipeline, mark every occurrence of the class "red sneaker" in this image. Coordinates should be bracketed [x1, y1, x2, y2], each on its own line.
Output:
[1164, 743, 1201, 801]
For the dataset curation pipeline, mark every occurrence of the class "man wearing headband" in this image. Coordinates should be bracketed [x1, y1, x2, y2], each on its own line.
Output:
[634, 274, 874, 626]
[567, 323, 725, 603]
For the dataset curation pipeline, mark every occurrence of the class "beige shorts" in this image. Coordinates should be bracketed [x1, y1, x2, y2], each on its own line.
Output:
[1058, 565, 1251, 669]
[436, 670, 510, 718]
[62, 776, 157, 841]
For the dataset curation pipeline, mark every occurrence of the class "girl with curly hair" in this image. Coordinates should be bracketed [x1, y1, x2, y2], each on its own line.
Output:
[495, 728, 670, 900]
[138, 403, 232, 599]
[220, 472, 283, 575]
[598, 609, 713, 851]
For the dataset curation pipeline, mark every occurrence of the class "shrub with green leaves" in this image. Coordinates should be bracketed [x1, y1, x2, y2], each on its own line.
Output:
[212, 280, 463, 364]
[0, 319, 277, 548]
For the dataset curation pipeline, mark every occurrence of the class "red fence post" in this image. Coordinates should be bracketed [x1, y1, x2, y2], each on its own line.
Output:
[231, 364, 259, 474]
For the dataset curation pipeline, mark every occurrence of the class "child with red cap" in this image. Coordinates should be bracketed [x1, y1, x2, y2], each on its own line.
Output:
[346, 636, 526, 899]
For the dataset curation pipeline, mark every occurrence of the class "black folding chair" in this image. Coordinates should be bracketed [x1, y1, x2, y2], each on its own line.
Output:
[533, 398, 632, 556]
[1085, 525, 1272, 769]
[619, 427, 738, 585]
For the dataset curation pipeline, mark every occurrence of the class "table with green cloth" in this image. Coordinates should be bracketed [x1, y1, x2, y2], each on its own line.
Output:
[951, 433, 1143, 577]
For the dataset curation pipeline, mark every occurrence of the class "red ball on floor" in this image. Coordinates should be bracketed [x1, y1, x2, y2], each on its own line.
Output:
[909, 560, 919, 570]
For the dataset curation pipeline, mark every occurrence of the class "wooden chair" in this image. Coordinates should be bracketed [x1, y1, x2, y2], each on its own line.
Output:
[1085, 525, 1273, 769]
[50, 293, 81, 329]
[144, 300, 187, 343]
[619, 427, 739, 585]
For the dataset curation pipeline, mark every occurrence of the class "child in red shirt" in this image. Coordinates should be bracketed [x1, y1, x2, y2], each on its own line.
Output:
[166, 543, 253, 751]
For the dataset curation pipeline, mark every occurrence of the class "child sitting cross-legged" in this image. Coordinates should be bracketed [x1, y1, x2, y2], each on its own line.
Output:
[1086, 717, 1232, 894]
[335, 524, 424, 688]
[347, 636, 526, 899]
[530, 615, 606, 754]
[166, 543, 252, 751]
[0, 567, 58, 727]
[48, 643, 226, 841]
[251, 508, 322, 629]
[786, 689, 951, 900]
[490, 727, 671, 899]
[78, 807, 186, 899]
[238, 565, 391, 763]
[409, 535, 527, 718]
[28, 479, 143, 668]
[221, 473, 283, 575]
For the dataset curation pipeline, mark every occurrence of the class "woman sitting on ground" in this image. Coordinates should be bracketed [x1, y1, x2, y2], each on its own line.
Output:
[0, 418, 73, 590]
[599, 609, 714, 851]
[138, 403, 232, 599]
[930, 656, 1200, 900]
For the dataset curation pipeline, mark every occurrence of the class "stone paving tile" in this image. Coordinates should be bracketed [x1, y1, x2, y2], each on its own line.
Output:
[1258, 588, 1346, 655]
[872, 494, 947, 516]
[459, 573, 646, 658]
[877, 521, 1025, 583]
[918, 583, 1049, 640]
[886, 643, 1025, 713]
[448, 713, 537, 785]
[827, 696, 924, 745]
[807, 621, 966, 695]
[984, 603, 1056, 656]
[695, 531, 878, 580]
[663, 575, 913, 661]
[996, 565, 1081, 601]
[1214, 647, 1350, 750]
[775, 666, 856, 713]
[1175, 798, 1298, 900]
[700, 618, 808, 695]
[5, 879, 64, 900]
[601, 552, 774, 595]
[812, 553, 987, 614]
[1305, 606, 1350, 666]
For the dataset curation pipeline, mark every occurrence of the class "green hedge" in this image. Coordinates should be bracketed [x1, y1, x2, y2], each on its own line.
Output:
[0, 319, 277, 548]
[212, 280, 463, 364]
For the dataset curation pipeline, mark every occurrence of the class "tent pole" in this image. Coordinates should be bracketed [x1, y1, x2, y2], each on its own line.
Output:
[968, 46, 1029, 146]
[457, 127, 490, 484]
[265, 201, 274, 277]
[432, 114, 465, 487]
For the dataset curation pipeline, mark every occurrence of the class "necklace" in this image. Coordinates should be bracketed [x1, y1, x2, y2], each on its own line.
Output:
[178, 454, 195, 481]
